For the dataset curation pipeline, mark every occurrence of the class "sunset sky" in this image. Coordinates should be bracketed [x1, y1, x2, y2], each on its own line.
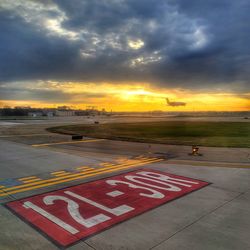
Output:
[0, 0, 249, 111]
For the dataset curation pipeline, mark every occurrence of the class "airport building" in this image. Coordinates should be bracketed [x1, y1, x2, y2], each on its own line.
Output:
[55, 110, 75, 116]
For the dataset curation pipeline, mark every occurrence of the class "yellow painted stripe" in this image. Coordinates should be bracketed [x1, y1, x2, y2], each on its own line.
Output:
[51, 171, 66, 174]
[76, 166, 92, 170]
[0, 159, 153, 193]
[0, 158, 159, 195]
[116, 158, 130, 162]
[101, 163, 112, 166]
[32, 139, 105, 147]
[126, 159, 140, 164]
[52, 173, 73, 177]
[102, 164, 116, 167]
[1, 158, 160, 193]
[53, 169, 96, 177]
[0, 160, 146, 196]
[135, 157, 150, 161]
[19, 176, 38, 181]
[102, 159, 137, 167]
[0, 158, 162, 196]
[52, 169, 95, 177]
[76, 168, 95, 172]
[134, 155, 145, 159]
[22, 179, 41, 183]
[101, 159, 134, 166]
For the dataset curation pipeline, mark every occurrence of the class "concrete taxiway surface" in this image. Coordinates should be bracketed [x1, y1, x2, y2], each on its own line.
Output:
[0, 116, 250, 250]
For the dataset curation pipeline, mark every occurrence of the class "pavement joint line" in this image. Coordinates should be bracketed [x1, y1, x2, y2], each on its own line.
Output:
[0, 158, 163, 197]
[209, 184, 247, 194]
[83, 242, 97, 250]
[31, 139, 106, 147]
[149, 191, 244, 250]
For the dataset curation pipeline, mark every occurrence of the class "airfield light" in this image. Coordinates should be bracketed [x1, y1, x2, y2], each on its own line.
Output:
[189, 146, 202, 156]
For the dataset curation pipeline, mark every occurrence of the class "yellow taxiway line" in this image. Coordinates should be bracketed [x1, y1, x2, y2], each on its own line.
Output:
[76, 166, 92, 170]
[22, 179, 41, 183]
[32, 139, 105, 147]
[0, 158, 159, 192]
[19, 176, 39, 181]
[0, 158, 162, 197]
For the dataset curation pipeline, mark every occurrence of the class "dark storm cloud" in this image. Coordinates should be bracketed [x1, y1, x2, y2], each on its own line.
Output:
[0, 9, 81, 82]
[0, 0, 250, 91]
[0, 86, 70, 101]
[0, 85, 106, 102]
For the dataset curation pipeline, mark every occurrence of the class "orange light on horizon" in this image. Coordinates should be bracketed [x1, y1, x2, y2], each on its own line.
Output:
[0, 82, 249, 112]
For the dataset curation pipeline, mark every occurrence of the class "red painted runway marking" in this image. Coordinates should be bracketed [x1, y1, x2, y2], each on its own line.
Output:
[6, 169, 209, 248]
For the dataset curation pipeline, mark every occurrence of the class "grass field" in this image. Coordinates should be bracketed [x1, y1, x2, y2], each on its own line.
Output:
[48, 121, 250, 148]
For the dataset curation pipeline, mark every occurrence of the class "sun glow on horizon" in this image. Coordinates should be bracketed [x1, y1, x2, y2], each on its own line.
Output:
[0, 81, 249, 112]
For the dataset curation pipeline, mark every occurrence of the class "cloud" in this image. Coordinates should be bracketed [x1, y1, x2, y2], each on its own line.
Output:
[0, 81, 106, 103]
[0, 0, 250, 93]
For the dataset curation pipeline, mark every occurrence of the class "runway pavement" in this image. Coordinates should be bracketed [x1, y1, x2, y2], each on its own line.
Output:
[0, 117, 250, 250]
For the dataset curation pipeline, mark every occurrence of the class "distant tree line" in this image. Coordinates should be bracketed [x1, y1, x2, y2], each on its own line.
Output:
[0, 107, 29, 116]
[0, 107, 108, 117]
[0, 107, 48, 116]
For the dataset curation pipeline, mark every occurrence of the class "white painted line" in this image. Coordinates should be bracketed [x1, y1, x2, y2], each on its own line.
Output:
[106, 190, 124, 197]
[65, 191, 134, 216]
[23, 201, 79, 234]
